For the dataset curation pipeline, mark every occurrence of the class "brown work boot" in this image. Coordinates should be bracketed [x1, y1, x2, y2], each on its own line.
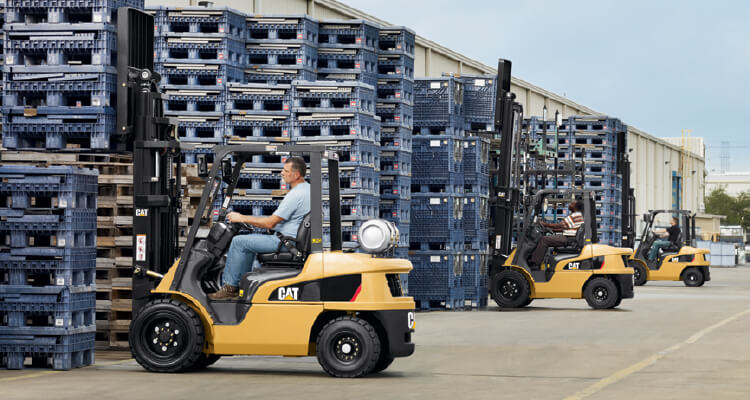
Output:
[208, 285, 239, 300]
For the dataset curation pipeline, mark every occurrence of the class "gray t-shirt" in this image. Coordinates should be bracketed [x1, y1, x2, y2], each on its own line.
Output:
[273, 181, 311, 237]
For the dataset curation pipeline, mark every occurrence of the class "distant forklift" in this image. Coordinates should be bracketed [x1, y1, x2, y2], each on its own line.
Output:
[628, 210, 711, 287]
[484, 60, 634, 310]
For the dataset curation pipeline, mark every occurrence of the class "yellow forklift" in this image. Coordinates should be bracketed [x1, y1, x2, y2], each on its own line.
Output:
[118, 9, 414, 377]
[488, 190, 634, 309]
[485, 60, 633, 310]
[628, 210, 710, 287]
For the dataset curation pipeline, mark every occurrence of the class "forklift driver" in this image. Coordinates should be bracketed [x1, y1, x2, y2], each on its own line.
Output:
[529, 200, 585, 268]
[648, 217, 680, 261]
[209, 157, 311, 300]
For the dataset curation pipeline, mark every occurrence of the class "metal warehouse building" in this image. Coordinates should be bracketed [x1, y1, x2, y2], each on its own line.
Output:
[148, 0, 707, 221]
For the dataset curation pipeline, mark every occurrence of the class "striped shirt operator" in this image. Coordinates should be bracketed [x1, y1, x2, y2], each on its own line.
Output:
[563, 212, 584, 236]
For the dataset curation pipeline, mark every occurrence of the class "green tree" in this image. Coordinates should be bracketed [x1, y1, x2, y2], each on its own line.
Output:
[705, 187, 750, 229]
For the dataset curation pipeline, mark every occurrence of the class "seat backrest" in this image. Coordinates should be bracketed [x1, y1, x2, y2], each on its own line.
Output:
[574, 225, 585, 248]
[672, 231, 683, 248]
[296, 213, 312, 255]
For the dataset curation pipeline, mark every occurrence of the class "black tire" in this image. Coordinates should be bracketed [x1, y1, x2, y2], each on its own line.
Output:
[584, 277, 620, 309]
[631, 261, 648, 286]
[129, 299, 205, 373]
[521, 298, 534, 307]
[316, 316, 381, 378]
[370, 352, 394, 374]
[682, 267, 705, 287]
[490, 269, 531, 309]
[192, 354, 221, 369]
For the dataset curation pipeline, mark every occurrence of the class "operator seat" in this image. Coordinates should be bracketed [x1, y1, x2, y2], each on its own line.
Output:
[661, 231, 683, 253]
[549, 226, 585, 264]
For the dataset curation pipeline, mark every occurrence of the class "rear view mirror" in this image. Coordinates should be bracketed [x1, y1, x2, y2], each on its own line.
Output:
[197, 154, 209, 179]
[221, 158, 233, 184]
[643, 213, 651, 223]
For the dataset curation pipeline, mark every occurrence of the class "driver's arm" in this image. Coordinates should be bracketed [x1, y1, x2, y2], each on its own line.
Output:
[227, 212, 284, 230]
[542, 220, 567, 232]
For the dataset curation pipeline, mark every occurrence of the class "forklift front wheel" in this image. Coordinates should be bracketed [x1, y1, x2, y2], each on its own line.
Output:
[129, 299, 205, 373]
[490, 270, 531, 309]
[316, 316, 381, 378]
[630, 261, 648, 286]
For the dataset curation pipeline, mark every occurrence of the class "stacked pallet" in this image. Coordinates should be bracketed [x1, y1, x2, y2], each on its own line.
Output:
[245, 14, 318, 84]
[0, 166, 97, 370]
[523, 116, 627, 246]
[377, 26, 414, 263]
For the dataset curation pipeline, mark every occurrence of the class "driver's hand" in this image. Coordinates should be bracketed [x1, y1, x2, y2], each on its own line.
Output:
[226, 212, 243, 223]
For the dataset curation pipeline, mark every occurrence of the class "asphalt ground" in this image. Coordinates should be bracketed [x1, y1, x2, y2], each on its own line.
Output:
[2, 265, 749, 400]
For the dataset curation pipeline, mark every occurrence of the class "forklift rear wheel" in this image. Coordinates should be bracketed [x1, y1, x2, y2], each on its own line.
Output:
[130, 299, 205, 373]
[316, 316, 381, 378]
[631, 261, 647, 286]
[490, 270, 531, 308]
[682, 267, 705, 287]
[583, 277, 620, 309]
[192, 354, 222, 369]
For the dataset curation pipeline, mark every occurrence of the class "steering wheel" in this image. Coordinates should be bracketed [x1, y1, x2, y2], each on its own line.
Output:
[230, 221, 254, 233]
[537, 220, 555, 235]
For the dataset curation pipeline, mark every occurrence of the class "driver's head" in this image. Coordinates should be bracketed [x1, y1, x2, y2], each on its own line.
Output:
[569, 200, 583, 212]
[671, 217, 678, 226]
[282, 157, 307, 184]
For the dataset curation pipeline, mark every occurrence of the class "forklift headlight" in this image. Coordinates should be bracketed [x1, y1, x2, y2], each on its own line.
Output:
[358, 219, 400, 254]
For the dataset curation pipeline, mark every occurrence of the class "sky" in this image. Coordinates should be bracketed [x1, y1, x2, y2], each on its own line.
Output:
[342, 0, 750, 172]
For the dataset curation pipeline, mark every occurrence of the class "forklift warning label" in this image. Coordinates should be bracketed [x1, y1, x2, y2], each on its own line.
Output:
[136, 235, 147, 262]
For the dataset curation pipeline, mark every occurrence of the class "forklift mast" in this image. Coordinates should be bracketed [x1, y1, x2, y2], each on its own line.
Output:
[488, 59, 522, 267]
[617, 130, 636, 248]
[117, 8, 187, 312]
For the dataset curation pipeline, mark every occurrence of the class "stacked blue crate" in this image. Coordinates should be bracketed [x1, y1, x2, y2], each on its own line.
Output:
[317, 20, 380, 87]
[376, 26, 413, 259]
[2, 0, 141, 151]
[245, 14, 318, 84]
[290, 80, 380, 249]
[410, 76, 467, 308]
[0, 166, 97, 370]
[453, 73, 496, 132]
[150, 6, 246, 145]
[1, 0, 4, 137]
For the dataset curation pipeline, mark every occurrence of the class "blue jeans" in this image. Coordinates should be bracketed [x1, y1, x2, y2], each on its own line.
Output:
[222, 234, 281, 286]
[648, 239, 672, 260]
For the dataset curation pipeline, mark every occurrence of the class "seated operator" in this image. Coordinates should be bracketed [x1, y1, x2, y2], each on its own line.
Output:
[529, 200, 585, 268]
[648, 217, 680, 261]
[209, 157, 311, 300]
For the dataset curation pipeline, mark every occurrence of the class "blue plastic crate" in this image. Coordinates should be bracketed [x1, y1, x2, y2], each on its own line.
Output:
[322, 222, 363, 250]
[291, 80, 375, 115]
[462, 251, 488, 292]
[316, 48, 378, 87]
[292, 138, 380, 169]
[455, 74, 497, 124]
[584, 161, 618, 176]
[595, 202, 622, 218]
[233, 170, 285, 196]
[379, 174, 410, 200]
[247, 42, 317, 69]
[0, 249, 96, 287]
[0, 165, 98, 209]
[376, 101, 413, 129]
[413, 120, 465, 137]
[377, 78, 414, 105]
[464, 175, 489, 196]
[379, 199, 410, 224]
[568, 116, 627, 134]
[244, 65, 316, 84]
[380, 125, 412, 152]
[5, 0, 143, 24]
[0, 210, 96, 233]
[318, 19, 380, 50]
[0, 287, 95, 329]
[463, 136, 490, 175]
[152, 6, 246, 40]
[411, 173, 464, 195]
[291, 112, 380, 142]
[377, 53, 414, 81]
[462, 195, 488, 231]
[379, 150, 411, 177]
[324, 194, 379, 221]
[408, 251, 463, 306]
[225, 112, 289, 143]
[4, 24, 117, 67]
[181, 146, 216, 164]
[414, 77, 463, 124]
[163, 86, 225, 113]
[155, 63, 244, 87]
[325, 166, 379, 196]
[410, 193, 464, 239]
[0, 330, 95, 370]
[0, 220, 96, 249]
[413, 288, 465, 311]
[2, 107, 117, 151]
[3, 72, 116, 108]
[378, 26, 415, 56]
[156, 34, 246, 66]
[412, 136, 464, 181]
[226, 82, 291, 113]
[464, 228, 488, 243]
[246, 14, 319, 45]
[169, 112, 225, 143]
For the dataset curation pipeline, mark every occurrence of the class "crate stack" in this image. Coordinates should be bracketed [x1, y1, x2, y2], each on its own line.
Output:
[376, 27, 414, 260]
[455, 74, 494, 307]
[0, 0, 4, 146]
[523, 116, 626, 246]
[317, 20, 379, 87]
[409, 76, 466, 309]
[0, 166, 97, 370]
[1, 0, 140, 152]
[245, 14, 318, 84]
